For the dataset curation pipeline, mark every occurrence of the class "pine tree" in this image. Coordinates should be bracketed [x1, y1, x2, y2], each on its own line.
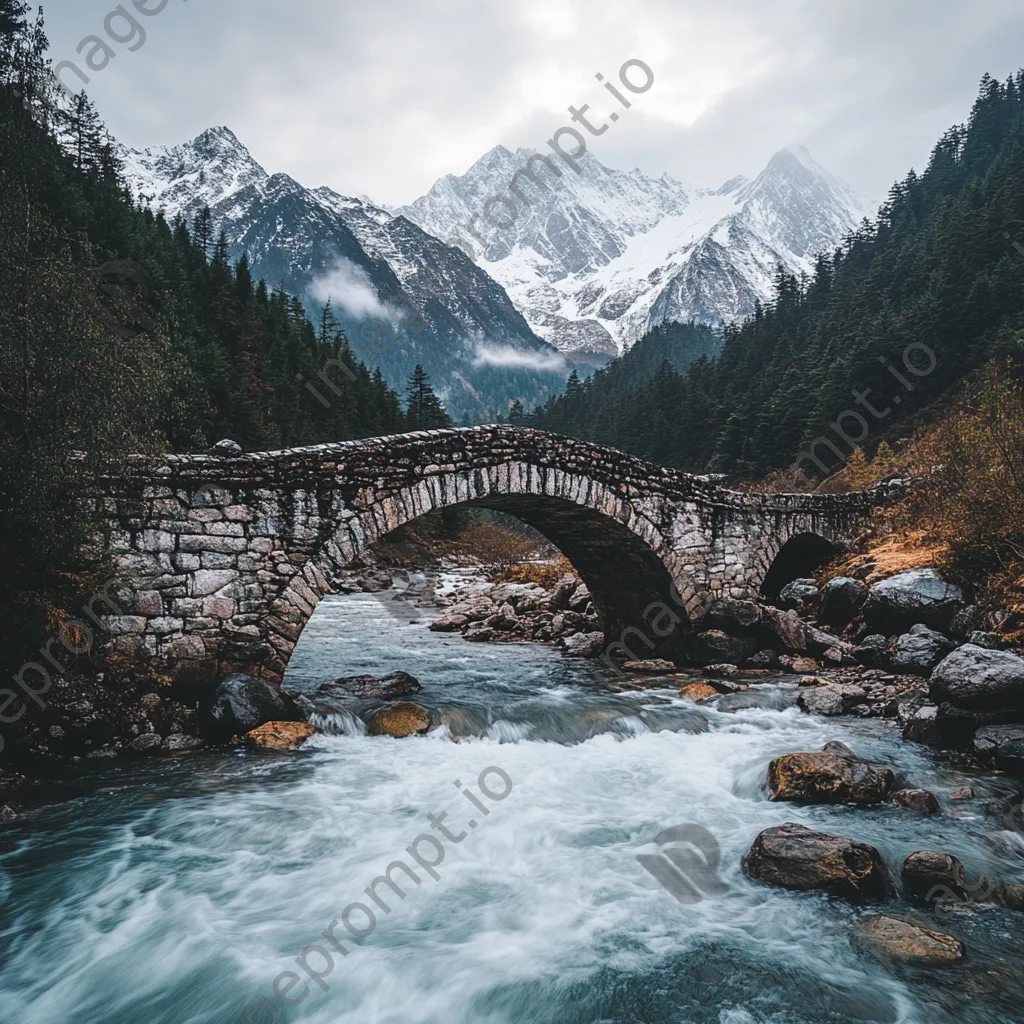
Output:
[508, 399, 525, 426]
[404, 364, 451, 430]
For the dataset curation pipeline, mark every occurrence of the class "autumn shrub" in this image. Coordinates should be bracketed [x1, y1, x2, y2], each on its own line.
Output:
[899, 360, 1024, 635]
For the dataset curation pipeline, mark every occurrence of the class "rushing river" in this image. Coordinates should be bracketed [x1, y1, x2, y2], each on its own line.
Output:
[1, 587, 1024, 1023]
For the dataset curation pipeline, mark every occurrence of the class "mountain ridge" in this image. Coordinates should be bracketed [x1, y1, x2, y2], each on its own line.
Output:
[398, 143, 867, 356]
[121, 127, 566, 422]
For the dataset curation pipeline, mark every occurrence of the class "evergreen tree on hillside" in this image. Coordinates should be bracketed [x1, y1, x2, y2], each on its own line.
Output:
[405, 364, 451, 430]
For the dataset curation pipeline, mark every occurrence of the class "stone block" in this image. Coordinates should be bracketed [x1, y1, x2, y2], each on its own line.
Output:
[178, 535, 248, 554]
[202, 597, 237, 619]
[148, 617, 184, 635]
[191, 569, 239, 597]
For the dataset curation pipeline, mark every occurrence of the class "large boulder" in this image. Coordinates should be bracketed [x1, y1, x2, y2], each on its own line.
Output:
[562, 631, 605, 658]
[853, 634, 891, 669]
[759, 608, 809, 652]
[862, 568, 966, 633]
[902, 851, 967, 903]
[890, 788, 941, 814]
[742, 823, 886, 902]
[857, 917, 964, 966]
[777, 579, 820, 613]
[767, 752, 893, 804]
[973, 724, 1024, 774]
[315, 672, 422, 701]
[703, 598, 762, 633]
[899, 701, 977, 748]
[369, 702, 431, 737]
[818, 577, 868, 629]
[796, 684, 867, 717]
[688, 629, 758, 666]
[890, 625, 956, 676]
[930, 645, 1024, 710]
[202, 674, 298, 740]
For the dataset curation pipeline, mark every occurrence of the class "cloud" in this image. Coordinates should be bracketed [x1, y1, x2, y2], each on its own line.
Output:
[45, 0, 1024, 208]
[471, 342, 566, 373]
[308, 258, 390, 320]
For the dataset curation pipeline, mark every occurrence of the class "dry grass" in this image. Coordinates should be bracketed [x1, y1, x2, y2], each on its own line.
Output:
[490, 554, 578, 588]
[823, 525, 949, 586]
[442, 521, 542, 569]
[814, 360, 1024, 643]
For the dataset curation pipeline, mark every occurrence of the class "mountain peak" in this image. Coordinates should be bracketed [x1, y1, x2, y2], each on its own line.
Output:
[400, 143, 864, 355]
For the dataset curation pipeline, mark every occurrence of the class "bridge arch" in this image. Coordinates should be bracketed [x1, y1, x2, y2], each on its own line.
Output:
[91, 426, 882, 684]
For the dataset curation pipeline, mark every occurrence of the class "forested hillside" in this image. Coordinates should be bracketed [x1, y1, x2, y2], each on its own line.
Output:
[530, 72, 1024, 483]
[0, 4, 440, 671]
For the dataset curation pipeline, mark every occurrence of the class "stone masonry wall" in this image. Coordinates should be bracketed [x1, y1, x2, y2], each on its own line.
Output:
[91, 426, 884, 683]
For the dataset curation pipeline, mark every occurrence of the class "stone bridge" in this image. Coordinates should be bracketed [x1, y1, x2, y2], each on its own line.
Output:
[91, 426, 886, 683]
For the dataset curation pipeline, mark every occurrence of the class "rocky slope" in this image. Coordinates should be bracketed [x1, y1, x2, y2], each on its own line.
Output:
[400, 145, 867, 357]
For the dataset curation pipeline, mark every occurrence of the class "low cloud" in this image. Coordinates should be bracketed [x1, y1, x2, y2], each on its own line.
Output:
[471, 342, 566, 373]
[308, 258, 390, 320]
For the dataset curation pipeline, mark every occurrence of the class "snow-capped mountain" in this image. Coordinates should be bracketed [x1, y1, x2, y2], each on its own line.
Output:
[121, 127, 566, 421]
[399, 145, 867, 356]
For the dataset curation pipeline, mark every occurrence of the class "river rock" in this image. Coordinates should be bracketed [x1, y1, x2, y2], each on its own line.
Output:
[429, 613, 468, 632]
[129, 733, 163, 753]
[246, 721, 318, 750]
[161, 734, 204, 753]
[968, 631, 1003, 650]
[818, 577, 868, 629]
[562, 631, 605, 658]
[202, 674, 297, 740]
[973, 724, 1024, 773]
[949, 605, 981, 639]
[930, 645, 1024, 709]
[857, 916, 964, 965]
[689, 630, 758, 666]
[767, 752, 893, 804]
[760, 607, 809, 652]
[747, 649, 782, 669]
[890, 788, 941, 814]
[822, 740, 856, 756]
[369, 702, 431, 737]
[680, 682, 719, 702]
[485, 603, 519, 631]
[622, 659, 677, 674]
[316, 672, 422, 701]
[902, 851, 967, 902]
[791, 657, 820, 674]
[890, 624, 956, 676]
[705, 663, 739, 679]
[854, 634, 891, 669]
[797, 683, 867, 717]
[777, 579, 820, 613]
[863, 568, 966, 632]
[463, 624, 495, 643]
[900, 701, 976, 747]
[703, 598, 762, 633]
[741, 823, 886, 902]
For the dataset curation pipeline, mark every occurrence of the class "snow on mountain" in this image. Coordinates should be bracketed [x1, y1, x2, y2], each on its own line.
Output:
[399, 144, 867, 356]
[120, 128, 564, 421]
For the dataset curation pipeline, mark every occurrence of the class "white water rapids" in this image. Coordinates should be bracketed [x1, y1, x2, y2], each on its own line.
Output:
[0, 591, 1022, 1023]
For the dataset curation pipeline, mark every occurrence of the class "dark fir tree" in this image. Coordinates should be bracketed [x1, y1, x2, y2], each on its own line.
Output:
[405, 364, 452, 430]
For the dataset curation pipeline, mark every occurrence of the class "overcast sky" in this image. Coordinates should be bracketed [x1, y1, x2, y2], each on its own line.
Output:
[43, 0, 1024, 210]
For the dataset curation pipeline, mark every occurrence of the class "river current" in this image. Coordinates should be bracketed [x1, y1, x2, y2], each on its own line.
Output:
[1, 588, 1023, 1023]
